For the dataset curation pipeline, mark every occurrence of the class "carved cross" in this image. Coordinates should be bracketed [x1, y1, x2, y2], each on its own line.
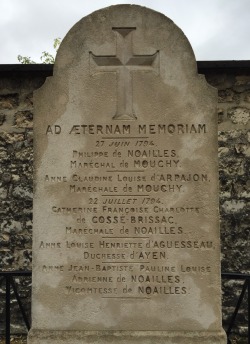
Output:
[90, 27, 159, 120]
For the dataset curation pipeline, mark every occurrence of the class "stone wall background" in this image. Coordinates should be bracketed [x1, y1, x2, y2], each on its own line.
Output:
[206, 68, 250, 339]
[0, 64, 249, 339]
[0, 67, 50, 334]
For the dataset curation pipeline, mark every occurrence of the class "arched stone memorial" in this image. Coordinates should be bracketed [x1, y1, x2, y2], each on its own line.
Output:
[28, 5, 227, 344]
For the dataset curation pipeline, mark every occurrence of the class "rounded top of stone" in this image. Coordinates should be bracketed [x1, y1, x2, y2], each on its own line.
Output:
[54, 4, 197, 77]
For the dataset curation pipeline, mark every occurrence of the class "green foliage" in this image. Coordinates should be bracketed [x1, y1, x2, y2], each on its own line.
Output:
[17, 55, 35, 64]
[53, 37, 61, 51]
[39, 51, 55, 64]
[18, 38, 61, 64]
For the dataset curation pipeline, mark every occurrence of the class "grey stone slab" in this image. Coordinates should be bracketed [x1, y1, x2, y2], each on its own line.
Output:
[28, 329, 227, 344]
[28, 4, 226, 343]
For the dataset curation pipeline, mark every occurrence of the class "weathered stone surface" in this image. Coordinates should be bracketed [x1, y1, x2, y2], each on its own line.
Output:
[0, 70, 38, 335]
[0, 93, 19, 110]
[0, 32, 249, 344]
[28, 5, 226, 344]
[228, 107, 250, 125]
[28, 329, 227, 344]
[14, 111, 33, 128]
[210, 69, 250, 339]
[218, 89, 240, 103]
[0, 113, 6, 125]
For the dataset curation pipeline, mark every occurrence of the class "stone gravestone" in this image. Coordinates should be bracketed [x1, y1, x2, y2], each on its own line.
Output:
[28, 5, 226, 344]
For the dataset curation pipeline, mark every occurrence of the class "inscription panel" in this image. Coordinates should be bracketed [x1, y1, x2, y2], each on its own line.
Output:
[34, 119, 218, 330]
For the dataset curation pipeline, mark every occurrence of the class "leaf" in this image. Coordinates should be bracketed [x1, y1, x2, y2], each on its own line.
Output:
[17, 38, 61, 64]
